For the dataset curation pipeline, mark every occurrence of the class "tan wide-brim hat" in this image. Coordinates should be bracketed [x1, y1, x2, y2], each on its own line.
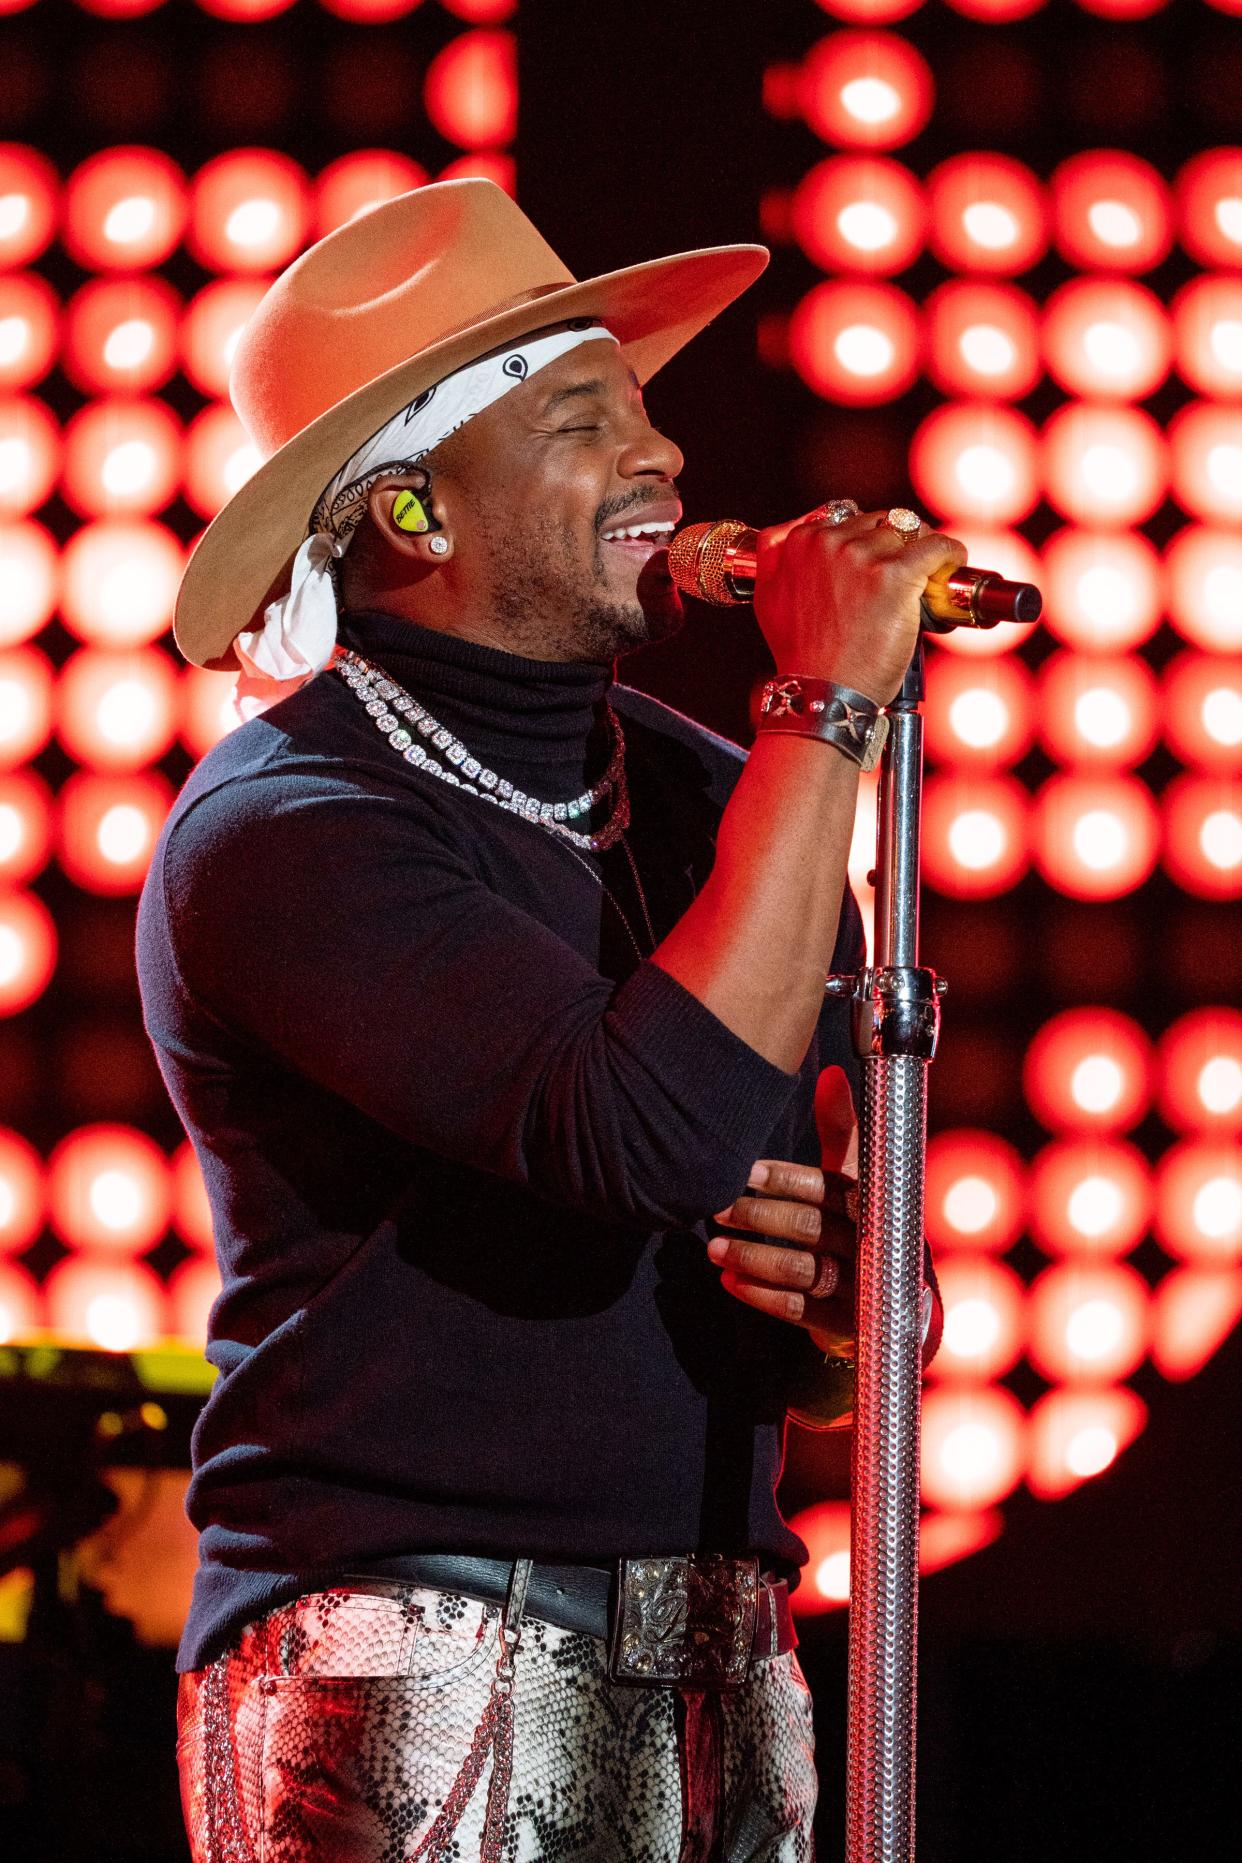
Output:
[174, 179, 768, 670]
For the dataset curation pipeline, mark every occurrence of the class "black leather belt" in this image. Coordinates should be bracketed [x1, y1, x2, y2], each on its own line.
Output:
[341, 1552, 796, 1674]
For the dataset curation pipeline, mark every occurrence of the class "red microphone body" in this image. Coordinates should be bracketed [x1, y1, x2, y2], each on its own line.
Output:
[665, 519, 1042, 631]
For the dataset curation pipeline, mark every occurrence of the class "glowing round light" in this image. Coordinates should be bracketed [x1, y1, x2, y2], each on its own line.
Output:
[0, 887, 55, 1014]
[0, 519, 56, 647]
[1152, 1265, 1242, 1380]
[56, 647, 179, 772]
[922, 528, 1042, 659]
[60, 399, 181, 520]
[1041, 403, 1166, 526]
[171, 1141, 214, 1252]
[1028, 1261, 1148, 1381]
[1024, 1012, 1152, 1137]
[441, 0, 518, 18]
[1029, 1136, 1152, 1257]
[319, 0, 425, 17]
[923, 655, 1033, 766]
[47, 1124, 170, 1256]
[1171, 275, 1242, 398]
[0, 274, 58, 394]
[1051, 151, 1172, 271]
[57, 772, 171, 895]
[922, 774, 1028, 898]
[1075, 0, 1167, 12]
[196, 0, 298, 18]
[1039, 529, 1162, 654]
[800, 31, 933, 150]
[0, 645, 52, 768]
[1157, 1009, 1242, 1134]
[0, 771, 50, 885]
[1176, 148, 1242, 267]
[168, 1256, 221, 1342]
[59, 520, 183, 648]
[183, 404, 261, 519]
[180, 667, 243, 760]
[0, 1263, 39, 1343]
[1155, 1141, 1242, 1264]
[1035, 652, 1158, 767]
[0, 1126, 43, 1257]
[1162, 654, 1242, 773]
[1169, 403, 1242, 525]
[789, 281, 920, 405]
[189, 150, 309, 275]
[0, 397, 58, 518]
[925, 1130, 1026, 1252]
[909, 403, 1039, 523]
[1165, 527, 1242, 652]
[928, 1256, 1025, 1380]
[44, 1257, 165, 1352]
[424, 30, 517, 149]
[1161, 774, 1242, 898]
[1042, 277, 1170, 400]
[791, 157, 925, 275]
[924, 281, 1040, 400]
[61, 277, 180, 398]
[1027, 1386, 1147, 1500]
[945, 0, 1046, 15]
[435, 153, 516, 196]
[0, 145, 57, 267]
[926, 154, 1046, 274]
[63, 147, 187, 271]
[314, 150, 428, 238]
[180, 280, 266, 400]
[786, 1502, 852, 1614]
[920, 1385, 1025, 1511]
[1032, 773, 1159, 899]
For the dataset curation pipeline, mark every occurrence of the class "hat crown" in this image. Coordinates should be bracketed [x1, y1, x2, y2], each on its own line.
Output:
[231, 180, 577, 460]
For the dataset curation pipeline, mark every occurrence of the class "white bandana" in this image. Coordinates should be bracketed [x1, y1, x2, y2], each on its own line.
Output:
[232, 320, 620, 717]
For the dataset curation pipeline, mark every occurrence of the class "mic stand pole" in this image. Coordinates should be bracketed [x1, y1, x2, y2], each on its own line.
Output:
[828, 639, 942, 1863]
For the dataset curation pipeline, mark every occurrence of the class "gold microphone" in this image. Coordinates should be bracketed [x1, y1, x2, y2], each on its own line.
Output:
[665, 520, 1042, 632]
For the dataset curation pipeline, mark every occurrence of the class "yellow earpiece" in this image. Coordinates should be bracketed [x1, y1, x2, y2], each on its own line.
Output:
[392, 490, 431, 534]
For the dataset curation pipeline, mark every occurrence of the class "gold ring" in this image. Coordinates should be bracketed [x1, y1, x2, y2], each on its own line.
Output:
[881, 506, 922, 542]
[810, 498, 861, 527]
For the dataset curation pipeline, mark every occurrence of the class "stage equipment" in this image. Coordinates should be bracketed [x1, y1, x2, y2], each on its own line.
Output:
[668, 514, 1044, 1861]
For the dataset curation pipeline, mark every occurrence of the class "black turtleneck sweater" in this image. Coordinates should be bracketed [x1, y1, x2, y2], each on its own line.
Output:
[137, 609, 864, 1672]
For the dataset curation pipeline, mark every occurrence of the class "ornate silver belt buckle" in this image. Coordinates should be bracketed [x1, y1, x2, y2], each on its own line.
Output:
[608, 1555, 759, 1689]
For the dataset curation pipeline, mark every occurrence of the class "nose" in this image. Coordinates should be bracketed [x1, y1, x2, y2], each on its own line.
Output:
[618, 410, 684, 485]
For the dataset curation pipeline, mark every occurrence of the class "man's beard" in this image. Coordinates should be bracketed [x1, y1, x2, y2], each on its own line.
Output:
[481, 514, 683, 663]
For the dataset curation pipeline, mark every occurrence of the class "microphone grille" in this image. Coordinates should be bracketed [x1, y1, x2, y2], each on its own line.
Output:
[666, 520, 750, 606]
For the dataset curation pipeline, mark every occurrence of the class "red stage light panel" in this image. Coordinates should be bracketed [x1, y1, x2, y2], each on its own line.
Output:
[0, 397, 58, 518]
[171, 1140, 214, 1252]
[0, 1263, 39, 1342]
[924, 282, 1041, 400]
[57, 771, 171, 895]
[188, 151, 310, 275]
[926, 154, 1046, 275]
[1151, 1266, 1242, 1380]
[44, 1256, 165, 1352]
[0, 274, 58, 393]
[0, 519, 57, 647]
[0, 645, 53, 767]
[1164, 652, 1242, 773]
[1176, 148, 1242, 268]
[0, 1125, 44, 1257]
[63, 278, 180, 397]
[922, 773, 1029, 897]
[0, 771, 50, 886]
[788, 281, 920, 405]
[1157, 1008, 1242, 1134]
[1155, 1140, 1242, 1265]
[1027, 1386, 1147, 1501]
[1168, 403, 1242, 525]
[197, 0, 298, 19]
[424, 31, 517, 149]
[0, 888, 56, 1015]
[48, 1124, 171, 1256]
[61, 399, 181, 519]
[180, 667, 242, 760]
[63, 148, 187, 272]
[1161, 774, 1242, 899]
[800, 31, 934, 151]
[442, 0, 518, 20]
[1076, 0, 1169, 15]
[1024, 1012, 1152, 1136]
[923, 528, 1042, 659]
[1042, 278, 1170, 401]
[1171, 276, 1242, 398]
[0, 145, 57, 269]
[786, 1501, 852, 1615]
[1027, 1260, 1149, 1382]
[910, 403, 1039, 523]
[1032, 773, 1159, 899]
[946, 0, 1046, 16]
[923, 655, 1034, 766]
[1041, 403, 1167, 526]
[314, 152, 428, 239]
[790, 157, 926, 275]
[920, 1384, 1025, 1511]
[924, 1130, 1026, 1253]
[321, 0, 426, 17]
[168, 1256, 221, 1342]
[1050, 151, 1172, 271]
[927, 1256, 1025, 1381]
[1035, 652, 1159, 767]
[1029, 1137, 1152, 1256]
[1040, 528, 1162, 652]
[181, 281, 266, 400]
[59, 519, 183, 647]
[1165, 527, 1242, 653]
[56, 646, 179, 772]
[183, 404, 261, 520]
[813, 1, 925, 19]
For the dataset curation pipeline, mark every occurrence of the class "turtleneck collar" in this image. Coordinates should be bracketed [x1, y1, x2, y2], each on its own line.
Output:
[338, 608, 616, 787]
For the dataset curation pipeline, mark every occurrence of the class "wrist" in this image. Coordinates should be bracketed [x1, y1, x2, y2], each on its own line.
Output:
[755, 676, 889, 773]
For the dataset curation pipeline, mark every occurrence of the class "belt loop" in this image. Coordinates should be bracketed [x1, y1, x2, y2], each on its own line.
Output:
[504, 1557, 533, 1641]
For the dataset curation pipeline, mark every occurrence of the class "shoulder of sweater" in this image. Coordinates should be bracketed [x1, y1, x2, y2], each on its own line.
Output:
[609, 683, 747, 772]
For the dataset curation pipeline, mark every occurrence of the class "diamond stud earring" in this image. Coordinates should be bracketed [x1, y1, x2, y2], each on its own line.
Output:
[428, 535, 450, 555]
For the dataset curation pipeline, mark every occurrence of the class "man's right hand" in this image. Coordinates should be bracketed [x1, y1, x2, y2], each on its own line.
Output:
[751, 506, 967, 705]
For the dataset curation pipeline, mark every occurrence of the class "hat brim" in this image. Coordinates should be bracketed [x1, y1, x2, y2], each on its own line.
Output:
[174, 243, 767, 670]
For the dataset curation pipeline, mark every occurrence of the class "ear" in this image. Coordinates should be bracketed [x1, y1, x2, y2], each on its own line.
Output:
[368, 475, 453, 564]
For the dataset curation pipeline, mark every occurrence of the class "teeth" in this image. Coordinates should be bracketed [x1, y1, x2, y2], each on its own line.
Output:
[601, 520, 676, 541]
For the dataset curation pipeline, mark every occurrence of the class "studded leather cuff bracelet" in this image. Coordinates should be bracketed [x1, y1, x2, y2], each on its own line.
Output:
[756, 676, 889, 773]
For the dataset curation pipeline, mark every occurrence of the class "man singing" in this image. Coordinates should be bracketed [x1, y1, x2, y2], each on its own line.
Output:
[138, 180, 958, 1862]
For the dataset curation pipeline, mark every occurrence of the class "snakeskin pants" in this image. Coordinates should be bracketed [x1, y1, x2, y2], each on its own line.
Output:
[176, 1578, 817, 1862]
